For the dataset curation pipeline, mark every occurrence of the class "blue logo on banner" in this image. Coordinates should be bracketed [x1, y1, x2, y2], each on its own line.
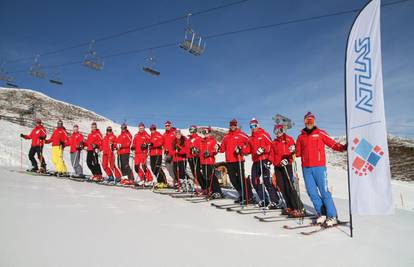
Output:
[354, 37, 373, 113]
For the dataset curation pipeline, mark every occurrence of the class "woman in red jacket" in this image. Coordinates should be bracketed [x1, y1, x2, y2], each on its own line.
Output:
[66, 124, 85, 178]
[20, 118, 47, 172]
[46, 120, 69, 176]
[172, 129, 188, 191]
[101, 126, 121, 183]
[85, 122, 103, 181]
[296, 112, 346, 226]
[132, 123, 153, 186]
[200, 127, 222, 199]
[270, 124, 304, 217]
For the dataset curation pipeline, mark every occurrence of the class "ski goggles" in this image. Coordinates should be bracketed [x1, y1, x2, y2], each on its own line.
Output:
[249, 123, 258, 129]
[202, 128, 212, 134]
[189, 126, 197, 133]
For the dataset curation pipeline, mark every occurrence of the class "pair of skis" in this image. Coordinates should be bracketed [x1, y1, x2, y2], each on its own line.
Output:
[283, 221, 349, 235]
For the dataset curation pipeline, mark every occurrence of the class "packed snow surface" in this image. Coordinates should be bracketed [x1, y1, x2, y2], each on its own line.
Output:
[0, 167, 413, 267]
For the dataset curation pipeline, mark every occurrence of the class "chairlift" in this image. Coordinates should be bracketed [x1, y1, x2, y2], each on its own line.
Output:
[49, 71, 63, 85]
[272, 114, 294, 129]
[6, 82, 19, 88]
[29, 55, 46, 79]
[83, 40, 104, 71]
[179, 13, 206, 56]
[142, 55, 160, 76]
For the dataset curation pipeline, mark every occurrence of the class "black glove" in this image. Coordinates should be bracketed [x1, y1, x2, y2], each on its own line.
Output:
[234, 145, 242, 155]
[191, 147, 200, 156]
[20, 133, 25, 138]
[140, 143, 148, 151]
[174, 144, 181, 152]
[39, 136, 45, 141]
[203, 151, 210, 158]
[215, 143, 221, 152]
[131, 146, 135, 151]
[76, 146, 82, 151]
[148, 142, 153, 148]
[60, 141, 65, 147]
[165, 155, 172, 164]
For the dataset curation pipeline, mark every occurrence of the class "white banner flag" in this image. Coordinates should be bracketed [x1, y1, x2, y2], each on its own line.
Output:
[345, 0, 394, 215]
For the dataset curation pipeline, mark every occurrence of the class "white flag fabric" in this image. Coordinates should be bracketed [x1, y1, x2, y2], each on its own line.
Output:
[345, 0, 394, 215]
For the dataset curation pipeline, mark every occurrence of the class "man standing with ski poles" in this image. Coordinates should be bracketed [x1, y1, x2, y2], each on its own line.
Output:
[85, 122, 103, 182]
[20, 118, 47, 173]
[245, 118, 280, 209]
[270, 124, 304, 218]
[101, 126, 121, 184]
[219, 119, 253, 206]
[163, 121, 177, 187]
[131, 123, 153, 187]
[296, 112, 347, 227]
[116, 123, 134, 186]
[67, 124, 85, 178]
[187, 125, 204, 195]
[149, 124, 168, 189]
[46, 119, 69, 177]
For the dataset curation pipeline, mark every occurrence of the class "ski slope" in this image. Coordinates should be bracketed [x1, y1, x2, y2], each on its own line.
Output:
[0, 167, 413, 267]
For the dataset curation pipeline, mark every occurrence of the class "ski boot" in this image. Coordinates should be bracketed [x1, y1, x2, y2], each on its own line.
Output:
[267, 202, 281, 210]
[324, 217, 338, 227]
[315, 215, 327, 225]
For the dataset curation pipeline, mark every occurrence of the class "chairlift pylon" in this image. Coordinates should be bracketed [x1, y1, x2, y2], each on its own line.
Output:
[83, 40, 104, 71]
[29, 55, 46, 79]
[49, 71, 63, 85]
[179, 13, 206, 56]
[142, 55, 160, 76]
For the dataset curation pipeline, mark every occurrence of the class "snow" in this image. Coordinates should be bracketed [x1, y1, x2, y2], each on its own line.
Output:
[0, 167, 413, 267]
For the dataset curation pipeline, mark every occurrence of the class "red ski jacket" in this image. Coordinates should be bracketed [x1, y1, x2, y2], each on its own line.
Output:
[163, 128, 176, 156]
[219, 129, 249, 163]
[116, 130, 132, 155]
[296, 127, 346, 167]
[23, 125, 47, 147]
[172, 136, 188, 162]
[200, 136, 217, 165]
[46, 127, 68, 147]
[149, 131, 164, 156]
[186, 133, 202, 158]
[269, 134, 295, 167]
[67, 132, 84, 153]
[86, 129, 103, 151]
[244, 128, 272, 162]
[132, 131, 151, 164]
[102, 133, 117, 155]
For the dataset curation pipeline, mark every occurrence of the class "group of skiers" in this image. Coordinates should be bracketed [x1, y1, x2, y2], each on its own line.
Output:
[20, 112, 346, 226]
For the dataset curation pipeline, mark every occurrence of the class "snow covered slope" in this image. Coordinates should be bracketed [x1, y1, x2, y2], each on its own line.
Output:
[0, 167, 413, 267]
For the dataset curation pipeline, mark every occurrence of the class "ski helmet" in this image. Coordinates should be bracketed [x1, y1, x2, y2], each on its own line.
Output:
[249, 118, 259, 129]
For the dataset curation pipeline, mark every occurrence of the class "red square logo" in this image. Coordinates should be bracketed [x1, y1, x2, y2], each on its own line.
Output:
[353, 138, 359, 144]
[374, 145, 382, 153]
[352, 157, 365, 170]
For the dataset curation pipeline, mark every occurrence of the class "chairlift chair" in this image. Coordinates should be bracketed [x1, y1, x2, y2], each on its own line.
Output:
[29, 55, 46, 79]
[142, 56, 160, 76]
[0, 69, 13, 83]
[49, 72, 63, 85]
[6, 82, 18, 88]
[179, 14, 206, 56]
[83, 40, 104, 71]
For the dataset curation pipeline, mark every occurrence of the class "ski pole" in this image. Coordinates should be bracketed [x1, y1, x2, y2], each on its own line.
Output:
[184, 160, 189, 194]
[259, 159, 266, 214]
[193, 157, 200, 194]
[204, 163, 209, 199]
[20, 138, 23, 170]
[238, 158, 245, 208]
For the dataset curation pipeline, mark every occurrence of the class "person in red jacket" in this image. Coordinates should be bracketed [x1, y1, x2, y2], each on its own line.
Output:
[116, 123, 134, 185]
[149, 124, 167, 187]
[132, 123, 153, 186]
[85, 122, 103, 181]
[219, 119, 253, 205]
[101, 126, 121, 183]
[200, 127, 223, 199]
[296, 112, 346, 226]
[187, 125, 204, 193]
[245, 118, 279, 209]
[46, 120, 69, 176]
[172, 129, 188, 191]
[20, 118, 47, 172]
[66, 124, 85, 178]
[163, 121, 176, 186]
[270, 124, 304, 217]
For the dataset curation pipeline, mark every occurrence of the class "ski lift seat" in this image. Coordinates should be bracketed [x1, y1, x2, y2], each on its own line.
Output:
[179, 29, 205, 56]
[143, 67, 160, 76]
[29, 69, 46, 79]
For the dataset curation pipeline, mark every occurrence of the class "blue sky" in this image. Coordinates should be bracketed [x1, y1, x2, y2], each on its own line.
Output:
[1, 0, 413, 138]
